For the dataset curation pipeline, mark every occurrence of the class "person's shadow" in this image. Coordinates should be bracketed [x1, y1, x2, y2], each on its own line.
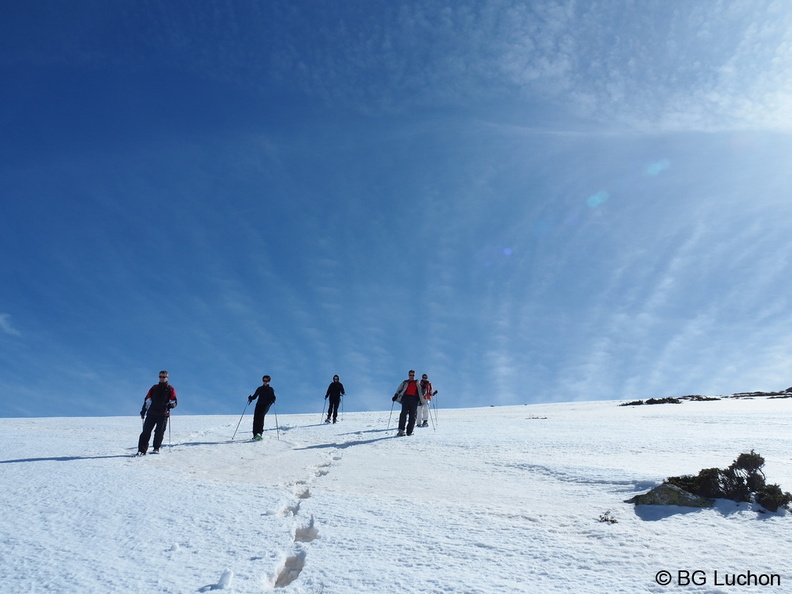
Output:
[294, 435, 394, 450]
[0, 454, 132, 464]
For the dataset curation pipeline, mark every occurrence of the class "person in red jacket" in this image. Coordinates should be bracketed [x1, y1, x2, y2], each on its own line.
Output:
[392, 370, 424, 436]
[137, 370, 177, 455]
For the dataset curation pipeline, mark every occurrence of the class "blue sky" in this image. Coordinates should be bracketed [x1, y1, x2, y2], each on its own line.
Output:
[2, 1, 792, 417]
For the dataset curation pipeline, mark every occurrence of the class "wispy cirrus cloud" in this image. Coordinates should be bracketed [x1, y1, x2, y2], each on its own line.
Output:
[6, 1, 790, 132]
[254, 1, 792, 131]
[0, 314, 20, 336]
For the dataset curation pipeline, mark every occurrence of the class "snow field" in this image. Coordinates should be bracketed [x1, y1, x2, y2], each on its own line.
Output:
[1, 398, 791, 592]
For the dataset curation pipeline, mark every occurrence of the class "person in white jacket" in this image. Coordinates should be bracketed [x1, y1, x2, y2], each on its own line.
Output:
[417, 373, 434, 427]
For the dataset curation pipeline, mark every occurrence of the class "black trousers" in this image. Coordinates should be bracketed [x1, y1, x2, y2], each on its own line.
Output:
[398, 395, 420, 434]
[327, 396, 340, 420]
[253, 401, 273, 436]
[138, 414, 168, 453]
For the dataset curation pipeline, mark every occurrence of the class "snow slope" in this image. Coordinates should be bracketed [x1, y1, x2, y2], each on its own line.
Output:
[1, 397, 791, 593]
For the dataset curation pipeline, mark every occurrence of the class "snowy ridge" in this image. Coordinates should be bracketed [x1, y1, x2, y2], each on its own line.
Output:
[1, 399, 792, 593]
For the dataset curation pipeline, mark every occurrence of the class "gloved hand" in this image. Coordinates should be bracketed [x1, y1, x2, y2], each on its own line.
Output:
[417, 400, 423, 406]
[168, 401, 177, 409]
[247, 395, 254, 404]
[324, 395, 328, 399]
[392, 395, 398, 402]
[140, 408, 146, 419]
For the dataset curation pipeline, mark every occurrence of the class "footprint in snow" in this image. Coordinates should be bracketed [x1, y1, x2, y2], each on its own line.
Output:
[274, 551, 306, 588]
[279, 501, 301, 517]
[198, 569, 233, 591]
[294, 516, 319, 543]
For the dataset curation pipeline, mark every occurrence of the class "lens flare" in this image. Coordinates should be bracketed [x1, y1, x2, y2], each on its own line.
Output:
[587, 191, 609, 208]
[647, 159, 671, 175]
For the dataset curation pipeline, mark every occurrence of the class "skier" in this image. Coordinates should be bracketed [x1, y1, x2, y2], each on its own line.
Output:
[392, 370, 424, 436]
[417, 373, 434, 427]
[137, 370, 177, 455]
[248, 375, 276, 440]
[324, 374, 345, 424]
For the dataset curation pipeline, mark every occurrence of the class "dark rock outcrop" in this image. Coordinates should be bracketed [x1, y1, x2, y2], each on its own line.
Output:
[625, 483, 714, 507]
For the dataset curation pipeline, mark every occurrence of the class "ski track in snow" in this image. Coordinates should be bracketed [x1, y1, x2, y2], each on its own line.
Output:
[1, 400, 792, 593]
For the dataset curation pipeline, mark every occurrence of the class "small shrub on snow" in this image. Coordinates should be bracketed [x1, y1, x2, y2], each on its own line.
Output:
[733, 451, 765, 474]
[755, 484, 792, 512]
[664, 450, 792, 512]
[620, 397, 682, 406]
[598, 510, 618, 524]
[645, 397, 682, 405]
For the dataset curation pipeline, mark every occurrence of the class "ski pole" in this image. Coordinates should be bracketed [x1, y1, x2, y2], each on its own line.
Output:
[386, 400, 395, 430]
[231, 399, 250, 441]
[168, 413, 173, 450]
[321, 398, 326, 423]
[341, 395, 344, 421]
[432, 392, 439, 426]
[274, 406, 280, 440]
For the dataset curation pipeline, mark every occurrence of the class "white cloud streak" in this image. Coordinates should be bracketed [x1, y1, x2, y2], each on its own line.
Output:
[0, 314, 20, 336]
[6, 1, 791, 132]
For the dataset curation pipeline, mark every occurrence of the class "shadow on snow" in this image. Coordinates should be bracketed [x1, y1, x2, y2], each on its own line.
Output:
[0, 454, 132, 464]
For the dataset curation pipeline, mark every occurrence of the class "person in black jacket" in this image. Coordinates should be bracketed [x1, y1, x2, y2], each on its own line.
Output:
[324, 375, 345, 423]
[248, 375, 276, 440]
[137, 370, 177, 455]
